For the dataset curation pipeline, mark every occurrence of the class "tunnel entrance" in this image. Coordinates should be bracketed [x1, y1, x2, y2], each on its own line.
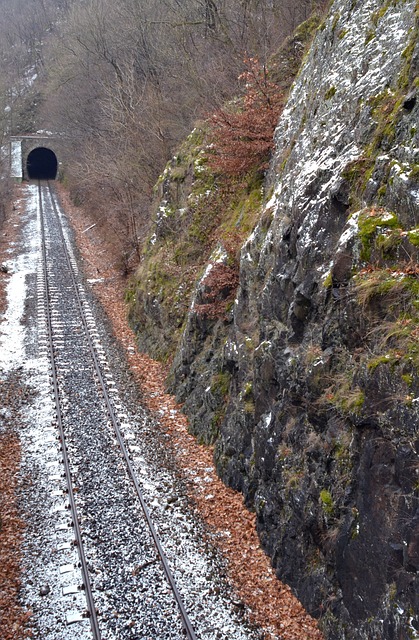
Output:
[27, 147, 58, 179]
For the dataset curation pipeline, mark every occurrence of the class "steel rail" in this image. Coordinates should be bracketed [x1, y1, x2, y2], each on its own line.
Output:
[38, 182, 102, 639]
[45, 181, 198, 640]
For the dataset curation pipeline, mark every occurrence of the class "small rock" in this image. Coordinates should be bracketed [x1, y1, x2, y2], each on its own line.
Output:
[39, 584, 50, 596]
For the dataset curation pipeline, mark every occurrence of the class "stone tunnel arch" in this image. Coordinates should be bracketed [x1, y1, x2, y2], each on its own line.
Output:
[26, 147, 58, 179]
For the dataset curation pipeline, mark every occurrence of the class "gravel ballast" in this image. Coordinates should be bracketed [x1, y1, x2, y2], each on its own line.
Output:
[0, 182, 323, 640]
[2, 183, 265, 639]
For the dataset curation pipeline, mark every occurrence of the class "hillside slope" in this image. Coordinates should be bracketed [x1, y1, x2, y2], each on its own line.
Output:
[129, 1, 419, 637]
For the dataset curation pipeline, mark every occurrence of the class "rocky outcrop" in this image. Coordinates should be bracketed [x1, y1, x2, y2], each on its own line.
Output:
[131, 1, 419, 637]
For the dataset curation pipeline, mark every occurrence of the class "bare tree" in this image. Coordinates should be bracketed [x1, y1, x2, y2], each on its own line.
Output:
[33, 0, 326, 262]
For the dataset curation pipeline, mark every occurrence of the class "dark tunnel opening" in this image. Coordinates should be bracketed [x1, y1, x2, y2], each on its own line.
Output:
[27, 147, 58, 180]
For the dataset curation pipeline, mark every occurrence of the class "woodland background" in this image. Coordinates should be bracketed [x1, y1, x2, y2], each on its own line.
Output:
[0, 0, 322, 262]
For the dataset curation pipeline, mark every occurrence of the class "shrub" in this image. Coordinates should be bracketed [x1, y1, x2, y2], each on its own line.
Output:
[194, 261, 239, 319]
[207, 58, 284, 177]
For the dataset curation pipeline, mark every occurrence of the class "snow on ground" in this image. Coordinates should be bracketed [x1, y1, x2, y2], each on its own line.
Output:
[0, 184, 92, 638]
[0, 185, 39, 372]
[1, 183, 267, 640]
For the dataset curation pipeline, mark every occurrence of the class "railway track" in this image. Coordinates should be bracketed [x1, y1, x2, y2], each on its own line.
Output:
[37, 180, 198, 639]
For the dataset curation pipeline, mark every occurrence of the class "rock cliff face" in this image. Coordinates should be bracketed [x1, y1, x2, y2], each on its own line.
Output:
[130, 1, 419, 637]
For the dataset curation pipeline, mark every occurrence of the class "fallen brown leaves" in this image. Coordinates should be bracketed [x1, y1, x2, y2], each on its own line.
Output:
[59, 183, 323, 640]
[0, 431, 31, 640]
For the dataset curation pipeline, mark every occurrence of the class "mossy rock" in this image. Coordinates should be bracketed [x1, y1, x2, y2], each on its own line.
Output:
[358, 209, 399, 261]
[408, 228, 419, 246]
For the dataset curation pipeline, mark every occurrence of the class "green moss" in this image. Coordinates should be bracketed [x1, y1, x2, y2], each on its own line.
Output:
[130, 121, 268, 362]
[365, 29, 376, 45]
[402, 38, 416, 63]
[399, 23, 419, 89]
[211, 372, 231, 398]
[358, 209, 399, 261]
[323, 271, 333, 288]
[225, 300, 235, 314]
[409, 165, 419, 181]
[336, 1, 419, 240]
[207, 406, 227, 442]
[243, 381, 253, 399]
[368, 93, 403, 152]
[324, 86, 337, 100]
[408, 228, 419, 246]
[318, 609, 340, 635]
[293, 13, 323, 42]
[331, 11, 341, 32]
[367, 353, 400, 372]
[256, 496, 266, 512]
[283, 468, 304, 492]
[171, 165, 187, 181]
[277, 140, 296, 173]
[220, 175, 263, 238]
[244, 400, 255, 414]
[342, 389, 365, 414]
[388, 582, 397, 603]
[186, 127, 205, 147]
[354, 267, 419, 370]
[372, 3, 390, 25]
[377, 184, 387, 199]
[242, 380, 254, 413]
[342, 155, 375, 198]
[320, 489, 334, 516]
[375, 228, 403, 256]
[338, 28, 348, 39]
[124, 286, 136, 305]
[402, 373, 413, 386]
[355, 270, 419, 306]
[324, 372, 365, 416]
